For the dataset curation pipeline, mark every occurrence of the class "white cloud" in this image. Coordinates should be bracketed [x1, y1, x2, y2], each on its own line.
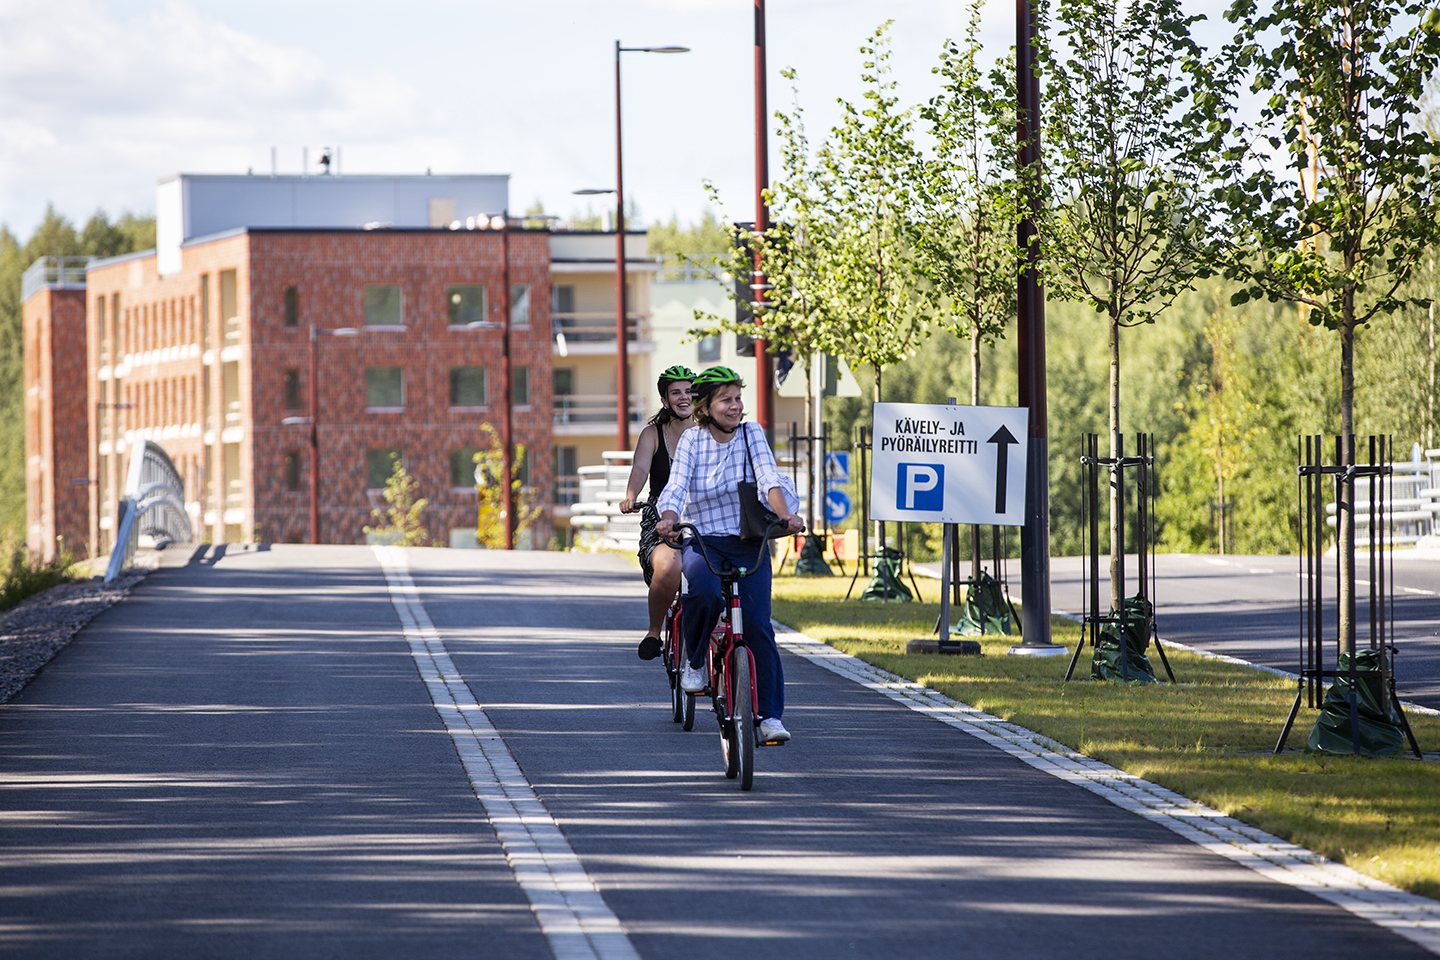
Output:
[0, 0, 443, 232]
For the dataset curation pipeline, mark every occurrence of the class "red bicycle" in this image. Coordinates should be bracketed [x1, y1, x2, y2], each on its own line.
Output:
[671, 522, 786, 791]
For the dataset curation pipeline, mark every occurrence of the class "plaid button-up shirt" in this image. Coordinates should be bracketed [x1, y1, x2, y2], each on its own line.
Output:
[656, 421, 795, 537]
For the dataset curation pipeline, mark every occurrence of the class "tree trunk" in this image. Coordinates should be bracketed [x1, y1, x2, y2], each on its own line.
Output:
[1339, 309, 1356, 657]
[1109, 310, 1123, 613]
[971, 325, 982, 581]
[803, 356, 815, 530]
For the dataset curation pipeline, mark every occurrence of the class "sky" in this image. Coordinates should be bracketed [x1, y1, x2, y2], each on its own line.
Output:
[0, 0, 1235, 240]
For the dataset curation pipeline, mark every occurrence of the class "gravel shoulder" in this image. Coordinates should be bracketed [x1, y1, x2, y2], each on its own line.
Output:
[0, 554, 159, 704]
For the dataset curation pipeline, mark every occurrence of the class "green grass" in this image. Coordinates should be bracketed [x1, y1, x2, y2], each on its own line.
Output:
[772, 574, 1440, 900]
[0, 540, 79, 613]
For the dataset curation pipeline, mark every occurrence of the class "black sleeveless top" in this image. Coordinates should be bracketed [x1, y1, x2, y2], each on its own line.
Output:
[649, 425, 673, 500]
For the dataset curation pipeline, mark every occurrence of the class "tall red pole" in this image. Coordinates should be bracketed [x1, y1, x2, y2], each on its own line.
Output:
[1013, 0, 1058, 651]
[308, 324, 320, 544]
[614, 39, 631, 452]
[753, 0, 773, 436]
[500, 214, 515, 549]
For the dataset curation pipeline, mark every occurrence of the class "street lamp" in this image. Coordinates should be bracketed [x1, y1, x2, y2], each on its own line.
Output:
[577, 41, 689, 452]
[282, 325, 357, 544]
[465, 211, 557, 550]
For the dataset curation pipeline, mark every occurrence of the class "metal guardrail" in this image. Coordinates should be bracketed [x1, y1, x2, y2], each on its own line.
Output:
[21, 256, 92, 302]
[105, 440, 193, 582]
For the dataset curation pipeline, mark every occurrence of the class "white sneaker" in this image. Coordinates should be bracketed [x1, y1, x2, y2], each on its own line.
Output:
[757, 718, 791, 742]
[680, 662, 707, 693]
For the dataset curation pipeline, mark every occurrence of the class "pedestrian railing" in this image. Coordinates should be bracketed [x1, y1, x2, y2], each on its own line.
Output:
[104, 440, 192, 582]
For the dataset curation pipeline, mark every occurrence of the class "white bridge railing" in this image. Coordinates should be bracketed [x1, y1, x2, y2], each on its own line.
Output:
[105, 440, 192, 582]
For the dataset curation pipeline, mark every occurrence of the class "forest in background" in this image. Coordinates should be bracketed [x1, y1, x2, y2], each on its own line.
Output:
[0, 208, 1432, 558]
[0, 208, 156, 547]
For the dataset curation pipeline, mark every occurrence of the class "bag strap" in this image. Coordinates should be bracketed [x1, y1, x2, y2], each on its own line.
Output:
[741, 422, 758, 484]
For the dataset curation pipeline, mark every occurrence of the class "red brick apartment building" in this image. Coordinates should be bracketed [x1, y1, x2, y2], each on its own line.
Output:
[23, 173, 573, 556]
[23, 171, 660, 559]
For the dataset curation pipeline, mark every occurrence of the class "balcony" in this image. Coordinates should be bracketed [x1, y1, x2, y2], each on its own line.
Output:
[551, 313, 655, 356]
[553, 394, 644, 436]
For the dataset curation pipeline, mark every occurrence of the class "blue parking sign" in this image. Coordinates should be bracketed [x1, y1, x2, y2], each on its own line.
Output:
[896, 463, 944, 511]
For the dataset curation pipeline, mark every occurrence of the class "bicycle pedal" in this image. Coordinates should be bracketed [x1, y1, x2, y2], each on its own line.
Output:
[759, 738, 787, 747]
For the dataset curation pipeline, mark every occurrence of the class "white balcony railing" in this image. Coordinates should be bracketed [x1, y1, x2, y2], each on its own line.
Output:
[553, 394, 643, 426]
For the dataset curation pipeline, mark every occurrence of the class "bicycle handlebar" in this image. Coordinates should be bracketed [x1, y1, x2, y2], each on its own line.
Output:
[671, 521, 785, 581]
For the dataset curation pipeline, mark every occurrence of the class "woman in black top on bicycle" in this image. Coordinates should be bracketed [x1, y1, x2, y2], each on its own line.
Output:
[619, 365, 697, 660]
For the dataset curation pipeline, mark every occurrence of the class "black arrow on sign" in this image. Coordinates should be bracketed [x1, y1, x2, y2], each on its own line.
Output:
[987, 425, 1019, 514]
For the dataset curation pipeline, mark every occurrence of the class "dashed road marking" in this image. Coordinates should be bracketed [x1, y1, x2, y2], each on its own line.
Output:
[773, 622, 1440, 955]
[375, 546, 640, 960]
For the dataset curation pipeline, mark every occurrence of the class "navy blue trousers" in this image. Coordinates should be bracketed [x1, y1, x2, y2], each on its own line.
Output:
[681, 536, 784, 720]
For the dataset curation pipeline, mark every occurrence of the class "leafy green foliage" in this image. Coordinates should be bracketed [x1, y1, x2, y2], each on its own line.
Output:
[0, 537, 78, 613]
[472, 423, 543, 549]
[363, 460, 431, 546]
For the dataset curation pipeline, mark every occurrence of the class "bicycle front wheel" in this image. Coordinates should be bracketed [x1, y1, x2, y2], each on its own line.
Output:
[731, 645, 755, 791]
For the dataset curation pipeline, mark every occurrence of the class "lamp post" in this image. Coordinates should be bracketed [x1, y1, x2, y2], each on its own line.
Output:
[752, 0, 773, 438]
[468, 212, 557, 550]
[1010, 0, 1062, 654]
[578, 41, 688, 452]
[283, 325, 357, 544]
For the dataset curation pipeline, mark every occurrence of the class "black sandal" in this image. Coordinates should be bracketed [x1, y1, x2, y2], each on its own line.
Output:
[637, 635, 662, 660]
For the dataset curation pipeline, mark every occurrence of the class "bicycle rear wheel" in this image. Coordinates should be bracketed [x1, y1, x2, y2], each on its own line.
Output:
[730, 646, 755, 790]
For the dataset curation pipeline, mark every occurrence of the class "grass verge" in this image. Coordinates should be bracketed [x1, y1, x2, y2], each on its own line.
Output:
[1, 541, 79, 614]
[772, 573, 1440, 900]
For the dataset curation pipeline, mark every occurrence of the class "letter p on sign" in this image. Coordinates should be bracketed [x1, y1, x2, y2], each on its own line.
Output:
[898, 463, 944, 511]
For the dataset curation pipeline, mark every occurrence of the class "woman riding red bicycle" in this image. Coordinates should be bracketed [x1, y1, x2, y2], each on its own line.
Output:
[654, 366, 803, 743]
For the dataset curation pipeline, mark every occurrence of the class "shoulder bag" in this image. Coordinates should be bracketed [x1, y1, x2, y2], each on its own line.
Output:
[738, 423, 783, 540]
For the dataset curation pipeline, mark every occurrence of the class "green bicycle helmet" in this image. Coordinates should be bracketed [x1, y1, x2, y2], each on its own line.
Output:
[656, 364, 697, 398]
[690, 364, 745, 402]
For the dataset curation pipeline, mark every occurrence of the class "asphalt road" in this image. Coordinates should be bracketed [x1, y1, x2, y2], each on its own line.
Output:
[1046, 553, 1440, 709]
[0, 544, 1430, 958]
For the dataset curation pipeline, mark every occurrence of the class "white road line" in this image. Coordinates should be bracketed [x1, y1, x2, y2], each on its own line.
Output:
[374, 546, 640, 960]
[1403, 586, 1439, 596]
[772, 622, 1440, 955]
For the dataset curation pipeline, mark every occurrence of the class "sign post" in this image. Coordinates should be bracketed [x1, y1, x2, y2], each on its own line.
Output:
[870, 401, 1030, 650]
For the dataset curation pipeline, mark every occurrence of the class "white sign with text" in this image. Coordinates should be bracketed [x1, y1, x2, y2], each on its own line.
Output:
[868, 402, 1029, 525]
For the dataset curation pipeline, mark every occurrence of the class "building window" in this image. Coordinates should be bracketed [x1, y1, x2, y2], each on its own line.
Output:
[553, 285, 575, 314]
[283, 368, 301, 410]
[554, 446, 578, 504]
[366, 367, 404, 408]
[96, 296, 108, 365]
[513, 365, 530, 405]
[365, 284, 403, 326]
[552, 367, 573, 396]
[366, 448, 402, 488]
[450, 447, 482, 487]
[198, 277, 208, 351]
[284, 451, 302, 491]
[450, 366, 486, 406]
[511, 284, 531, 326]
[220, 269, 239, 342]
[448, 285, 486, 327]
[698, 334, 721, 363]
[284, 286, 299, 327]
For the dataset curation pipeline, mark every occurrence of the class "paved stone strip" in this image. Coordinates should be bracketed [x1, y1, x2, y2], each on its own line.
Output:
[772, 622, 1440, 956]
[373, 546, 640, 960]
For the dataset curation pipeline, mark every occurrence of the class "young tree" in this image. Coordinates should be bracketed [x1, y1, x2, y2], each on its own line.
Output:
[812, 23, 931, 402]
[1042, 0, 1217, 610]
[1218, 0, 1440, 651]
[916, 6, 1020, 405]
[363, 460, 431, 546]
[473, 424, 543, 549]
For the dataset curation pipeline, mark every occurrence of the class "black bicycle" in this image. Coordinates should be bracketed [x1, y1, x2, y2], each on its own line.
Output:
[671, 522, 786, 791]
[631, 501, 695, 729]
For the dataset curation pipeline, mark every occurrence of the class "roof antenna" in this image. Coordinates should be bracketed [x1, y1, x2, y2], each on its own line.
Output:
[319, 147, 332, 175]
